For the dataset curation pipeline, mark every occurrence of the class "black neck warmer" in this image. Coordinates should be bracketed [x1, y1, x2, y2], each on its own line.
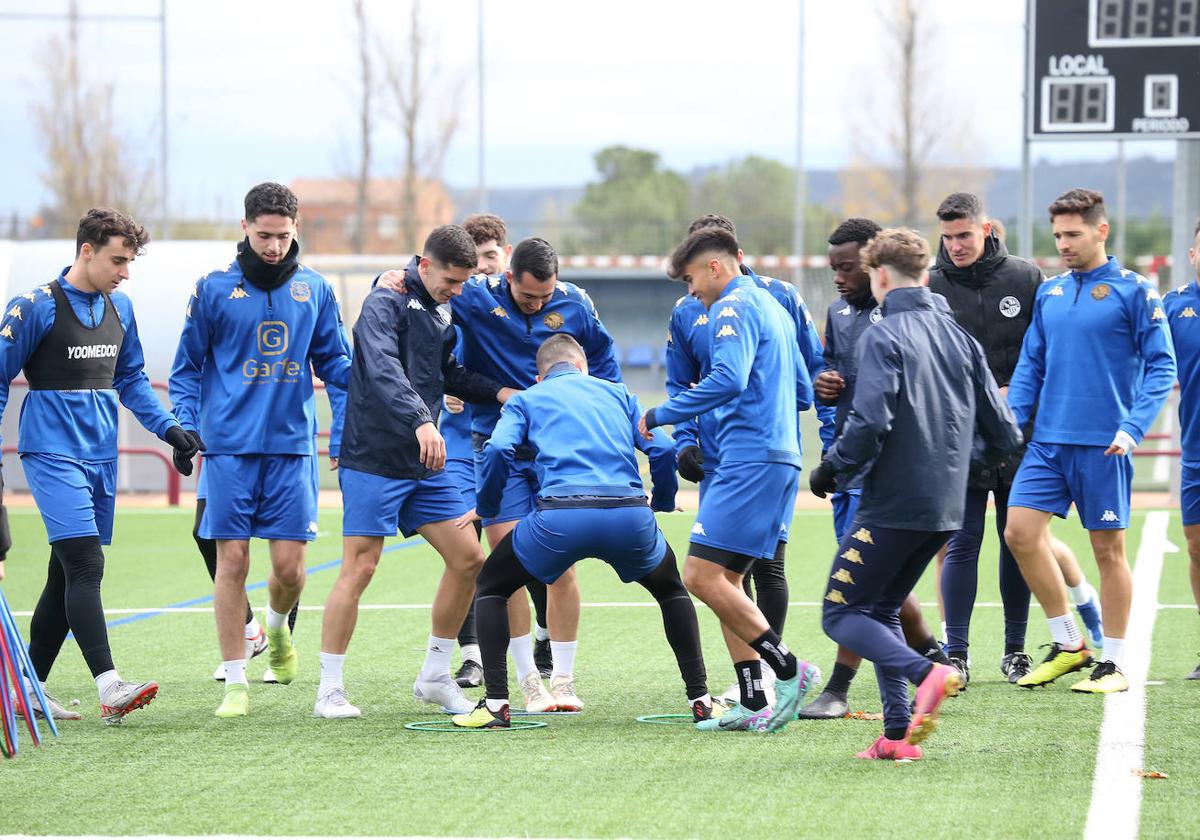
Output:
[236, 238, 300, 291]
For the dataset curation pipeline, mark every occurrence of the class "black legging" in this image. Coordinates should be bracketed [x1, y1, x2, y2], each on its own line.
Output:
[741, 539, 788, 636]
[195, 499, 298, 632]
[475, 534, 707, 701]
[28, 536, 114, 680]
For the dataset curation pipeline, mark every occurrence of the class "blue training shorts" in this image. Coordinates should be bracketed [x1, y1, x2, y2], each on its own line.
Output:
[697, 465, 791, 550]
[1009, 441, 1131, 531]
[831, 489, 862, 544]
[22, 453, 117, 545]
[444, 457, 477, 512]
[472, 446, 538, 528]
[513, 504, 666, 585]
[1181, 463, 1200, 527]
[340, 466, 467, 538]
[199, 454, 318, 541]
[197, 441, 320, 502]
[691, 461, 799, 560]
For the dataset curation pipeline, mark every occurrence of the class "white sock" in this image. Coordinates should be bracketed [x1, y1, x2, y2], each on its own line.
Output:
[1068, 580, 1097, 606]
[265, 606, 289, 632]
[94, 669, 120, 699]
[244, 615, 263, 638]
[550, 640, 577, 679]
[223, 659, 248, 686]
[940, 621, 948, 641]
[23, 677, 46, 694]
[688, 692, 712, 707]
[419, 635, 455, 681]
[460, 643, 481, 664]
[509, 634, 537, 682]
[1101, 636, 1126, 670]
[1047, 613, 1084, 647]
[485, 697, 508, 712]
[534, 625, 550, 642]
[319, 651, 345, 694]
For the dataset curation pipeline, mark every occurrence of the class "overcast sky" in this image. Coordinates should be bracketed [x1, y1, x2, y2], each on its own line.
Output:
[0, 0, 1173, 221]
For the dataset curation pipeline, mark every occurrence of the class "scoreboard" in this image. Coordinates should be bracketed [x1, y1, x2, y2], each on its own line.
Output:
[1028, 0, 1200, 139]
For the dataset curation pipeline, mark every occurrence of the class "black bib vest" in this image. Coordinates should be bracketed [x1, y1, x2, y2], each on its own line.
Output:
[23, 281, 125, 391]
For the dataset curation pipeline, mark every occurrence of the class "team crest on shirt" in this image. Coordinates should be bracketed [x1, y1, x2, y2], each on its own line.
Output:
[832, 569, 855, 585]
[852, 527, 874, 544]
[1047, 285, 1064, 296]
[1091, 284, 1110, 301]
[1152, 306, 1166, 320]
[869, 306, 883, 323]
[715, 325, 737, 338]
[491, 306, 508, 319]
[840, 548, 864, 564]
[717, 306, 739, 319]
[999, 296, 1021, 318]
[693, 314, 709, 326]
[6, 305, 21, 320]
[289, 280, 311, 302]
[825, 589, 847, 605]
[229, 286, 250, 300]
[543, 312, 564, 330]
[1181, 307, 1197, 318]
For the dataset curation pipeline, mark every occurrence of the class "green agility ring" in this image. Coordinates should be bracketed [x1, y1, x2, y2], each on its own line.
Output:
[635, 714, 694, 726]
[404, 719, 547, 732]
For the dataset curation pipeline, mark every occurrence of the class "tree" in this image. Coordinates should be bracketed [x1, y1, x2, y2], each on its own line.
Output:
[28, 1, 156, 237]
[350, 0, 374, 254]
[380, 0, 462, 252]
[573, 146, 691, 255]
[693, 156, 796, 255]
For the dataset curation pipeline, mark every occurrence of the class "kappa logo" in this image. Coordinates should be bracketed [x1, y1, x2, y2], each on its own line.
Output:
[717, 306, 739, 319]
[407, 298, 424, 311]
[839, 305, 852, 316]
[999, 296, 1021, 318]
[666, 330, 673, 344]
[21, 292, 36, 302]
[491, 306, 509, 319]
[852, 527, 874, 544]
[832, 568, 855, 585]
[1101, 510, 1119, 522]
[715, 324, 737, 338]
[229, 286, 250, 300]
[1182, 307, 1197, 318]
[825, 589, 847, 605]
[6, 305, 20, 320]
[1146, 288, 1161, 301]
[691, 522, 706, 536]
[1047, 285, 1064, 296]
[0, 325, 12, 340]
[40, 285, 51, 296]
[693, 314, 709, 327]
[840, 548, 864, 564]
[308, 521, 320, 533]
[1152, 306, 1167, 320]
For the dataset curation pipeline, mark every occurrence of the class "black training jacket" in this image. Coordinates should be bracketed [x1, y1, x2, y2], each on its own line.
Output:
[340, 259, 503, 480]
[928, 233, 1041, 487]
[823, 287, 1023, 532]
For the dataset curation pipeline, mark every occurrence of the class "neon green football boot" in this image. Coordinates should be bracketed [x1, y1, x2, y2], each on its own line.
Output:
[215, 683, 249, 718]
[267, 627, 299, 685]
[1016, 643, 1093, 688]
[1070, 661, 1129, 694]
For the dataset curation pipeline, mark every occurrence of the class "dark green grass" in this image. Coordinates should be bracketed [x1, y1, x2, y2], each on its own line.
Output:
[0, 507, 1185, 838]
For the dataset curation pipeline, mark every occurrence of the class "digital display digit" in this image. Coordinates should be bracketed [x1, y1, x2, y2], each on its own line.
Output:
[1091, 0, 1200, 44]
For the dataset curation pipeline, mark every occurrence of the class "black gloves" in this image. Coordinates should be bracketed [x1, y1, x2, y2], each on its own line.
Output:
[809, 460, 837, 499]
[677, 445, 705, 483]
[166, 426, 206, 476]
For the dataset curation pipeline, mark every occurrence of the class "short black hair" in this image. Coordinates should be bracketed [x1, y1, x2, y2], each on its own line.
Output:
[828, 217, 882, 247]
[936, 192, 986, 224]
[423, 225, 478, 269]
[668, 226, 740, 280]
[687, 214, 736, 237]
[1048, 188, 1107, 226]
[510, 237, 559, 283]
[536, 334, 585, 375]
[244, 182, 299, 222]
[76, 207, 150, 256]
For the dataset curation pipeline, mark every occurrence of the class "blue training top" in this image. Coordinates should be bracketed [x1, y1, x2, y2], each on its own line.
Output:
[440, 327, 473, 461]
[169, 258, 352, 456]
[1164, 279, 1200, 466]
[652, 275, 812, 466]
[0, 272, 177, 461]
[1008, 257, 1175, 447]
[478, 363, 677, 516]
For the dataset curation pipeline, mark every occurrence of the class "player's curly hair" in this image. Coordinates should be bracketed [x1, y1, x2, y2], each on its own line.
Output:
[827, 217, 882, 247]
[244, 182, 299, 222]
[860, 228, 931, 279]
[1048, 188, 1107, 226]
[462, 213, 508, 247]
[687, 214, 736, 237]
[75, 207, 149, 256]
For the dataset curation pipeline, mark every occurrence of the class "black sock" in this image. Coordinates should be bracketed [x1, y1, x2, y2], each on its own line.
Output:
[1005, 643, 1024, 656]
[825, 661, 857, 699]
[750, 630, 797, 680]
[918, 636, 952, 665]
[884, 727, 907, 741]
[735, 660, 767, 711]
[458, 599, 479, 649]
[527, 578, 548, 632]
[287, 600, 299, 634]
[946, 647, 968, 661]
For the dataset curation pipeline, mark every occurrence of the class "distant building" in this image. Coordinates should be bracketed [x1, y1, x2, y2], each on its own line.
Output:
[290, 177, 454, 254]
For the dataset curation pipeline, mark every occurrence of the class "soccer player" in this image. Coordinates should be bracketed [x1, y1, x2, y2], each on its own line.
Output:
[1005, 188, 1175, 693]
[1159, 218, 1200, 680]
[810, 228, 1023, 759]
[800, 218, 950, 719]
[666, 213, 830, 708]
[453, 334, 712, 728]
[315, 225, 515, 719]
[929, 193, 1103, 686]
[170, 183, 353, 718]
[0, 208, 200, 724]
[641, 226, 819, 732]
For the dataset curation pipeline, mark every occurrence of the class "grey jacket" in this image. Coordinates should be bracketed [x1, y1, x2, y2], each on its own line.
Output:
[824, 286, 1023, 531]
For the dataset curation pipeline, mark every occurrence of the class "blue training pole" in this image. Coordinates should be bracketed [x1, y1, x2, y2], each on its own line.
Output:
[0, 590, 56, 739]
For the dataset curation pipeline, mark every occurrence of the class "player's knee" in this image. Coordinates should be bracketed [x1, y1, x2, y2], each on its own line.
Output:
[1184, 530, 1200, 565]
[447, 545, 485, 578]
[274, 563, 306, 590]
[1003, 521, 1038, 557]
[682, 563, 711, 599]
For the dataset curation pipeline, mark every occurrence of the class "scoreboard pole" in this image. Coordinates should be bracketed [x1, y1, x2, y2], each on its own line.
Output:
[1019, 0, 1035, 258]
[1172, 140, 1200, 287]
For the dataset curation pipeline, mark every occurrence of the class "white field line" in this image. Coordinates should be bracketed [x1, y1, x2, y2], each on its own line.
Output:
[9, 600, 1198, 618]
[1152, 406, 1175, 484]
[0, 836, 581, 840]
[1083, 510, 1171, 840]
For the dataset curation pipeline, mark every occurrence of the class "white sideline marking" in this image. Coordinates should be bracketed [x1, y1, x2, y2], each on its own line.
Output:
[0, 836, 580, 840]
[1083, 510, 1171, 840]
